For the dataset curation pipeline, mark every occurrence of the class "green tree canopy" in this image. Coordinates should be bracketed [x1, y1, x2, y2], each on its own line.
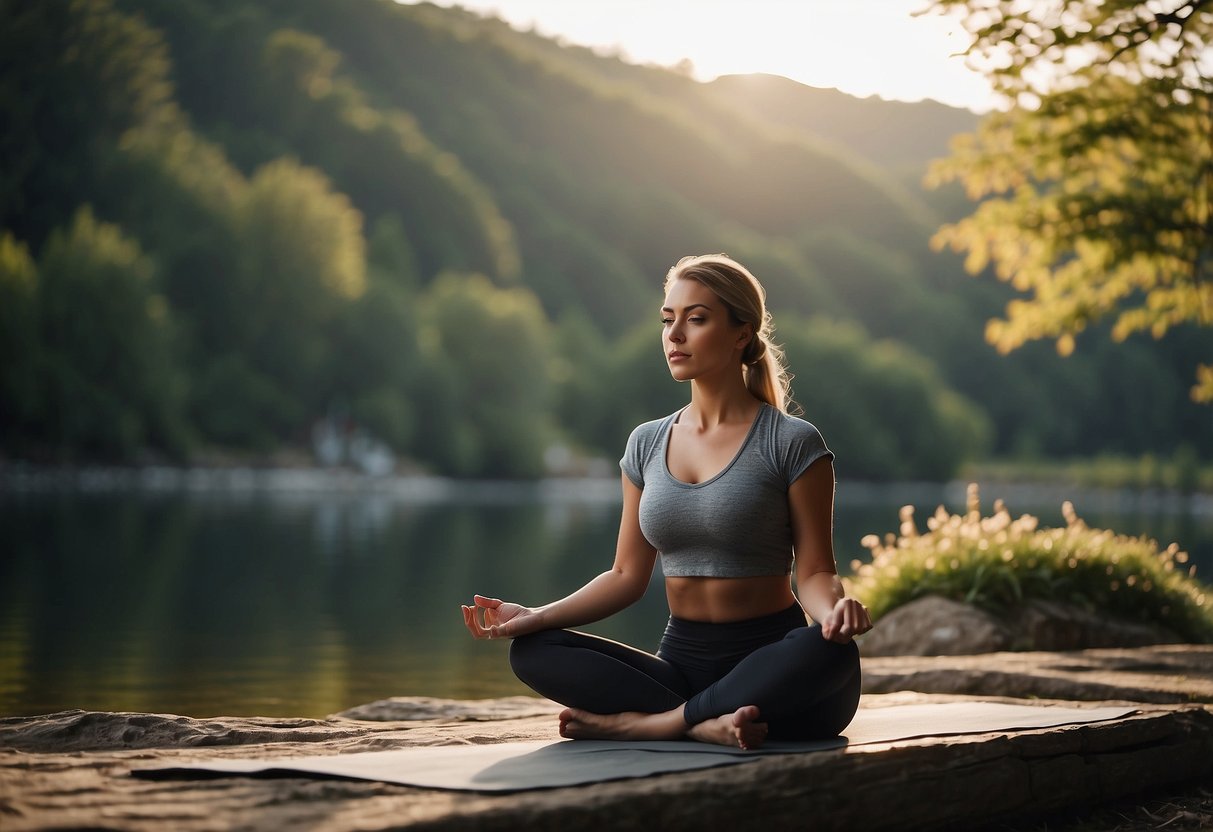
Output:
[414, 272, 553, 477]
[0, 0, 177, 246]
[925, 0, 1213, 401]
[30, 207, 188, 458]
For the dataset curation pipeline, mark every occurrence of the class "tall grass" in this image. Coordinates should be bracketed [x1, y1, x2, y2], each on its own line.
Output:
[847, 484, 1213, 643]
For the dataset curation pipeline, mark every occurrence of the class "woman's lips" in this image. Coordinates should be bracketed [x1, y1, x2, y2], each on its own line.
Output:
[668, 351, 689, 362]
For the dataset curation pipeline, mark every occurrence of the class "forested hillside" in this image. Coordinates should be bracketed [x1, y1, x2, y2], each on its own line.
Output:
[2, 0, 1207, 479]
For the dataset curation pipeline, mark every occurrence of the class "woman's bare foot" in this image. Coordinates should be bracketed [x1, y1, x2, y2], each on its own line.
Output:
[558, 704, 768, 750]
[558, 707, 686, 741]
[687, 705, 768, 750]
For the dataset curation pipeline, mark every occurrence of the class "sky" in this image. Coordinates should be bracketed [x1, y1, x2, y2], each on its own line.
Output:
[400, 0, 998, 112]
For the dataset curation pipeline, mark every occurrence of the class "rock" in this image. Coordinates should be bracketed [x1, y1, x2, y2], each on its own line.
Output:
[858, 596, 1013, 656]
[1008, 599, 1181, 651]
[858, 595, 1184, 657]
[333, 695, 561, 722]
[862, 644, 1213, 703]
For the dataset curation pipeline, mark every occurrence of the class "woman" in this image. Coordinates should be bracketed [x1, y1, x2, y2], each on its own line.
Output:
[461, 253, 872, 750]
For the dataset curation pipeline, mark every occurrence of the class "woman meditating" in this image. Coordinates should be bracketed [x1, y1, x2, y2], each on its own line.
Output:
[461, 253, 872, 750]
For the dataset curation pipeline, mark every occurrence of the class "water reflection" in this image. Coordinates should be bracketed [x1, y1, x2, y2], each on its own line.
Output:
[1, 479, 1209, 719]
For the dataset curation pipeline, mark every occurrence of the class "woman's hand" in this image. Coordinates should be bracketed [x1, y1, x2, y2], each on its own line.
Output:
[820, 597, 872, 644]
[461, 595, 542, 640]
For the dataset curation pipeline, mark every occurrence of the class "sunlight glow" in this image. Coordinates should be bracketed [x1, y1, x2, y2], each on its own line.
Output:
[401, 0, 997, 112]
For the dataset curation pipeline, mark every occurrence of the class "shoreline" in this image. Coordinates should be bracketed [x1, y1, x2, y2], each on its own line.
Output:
[3, 461, 1211, 515]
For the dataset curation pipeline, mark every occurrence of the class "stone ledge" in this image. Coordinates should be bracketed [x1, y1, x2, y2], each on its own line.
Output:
[863, 644, 1213, 703]
[3, 702, 1211, 831]
[4, 645, 1213, 831]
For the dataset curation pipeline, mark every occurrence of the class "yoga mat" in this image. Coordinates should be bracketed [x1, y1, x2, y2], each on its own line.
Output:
[135, 702, 1136, 792]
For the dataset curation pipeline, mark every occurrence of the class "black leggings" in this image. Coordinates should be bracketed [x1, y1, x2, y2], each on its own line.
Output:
[509, 604, 861, 740]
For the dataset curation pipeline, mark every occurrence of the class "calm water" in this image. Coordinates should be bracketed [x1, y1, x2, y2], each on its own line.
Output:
[2, 476, 1210, 719]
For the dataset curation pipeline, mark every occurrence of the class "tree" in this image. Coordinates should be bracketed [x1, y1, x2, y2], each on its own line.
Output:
[0, 0, 177, 247]
[33, 207, 188, 458]
[231, 156, 366, 421]
[780, 318, 991, 481]
[924, 0, 1213, 401]
[414, 272, 553, 477]
[0, 233, 42, 446]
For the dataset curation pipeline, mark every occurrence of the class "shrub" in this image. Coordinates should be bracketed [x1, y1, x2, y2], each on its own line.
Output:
[848, 484, 1213, 643]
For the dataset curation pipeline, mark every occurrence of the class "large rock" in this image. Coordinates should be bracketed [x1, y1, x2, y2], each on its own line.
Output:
[859, 596, 1012, 656]
[859, 595, 1182, 656]
[1007, 599, 1181, 651]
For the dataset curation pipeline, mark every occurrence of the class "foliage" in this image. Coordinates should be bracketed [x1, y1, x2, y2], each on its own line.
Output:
[252, 26, 520, 283]
[231, 157, 365, 404]
[780, 318, 992, 481]
[0, 0, 177, 247]
[0, 234, 43, 441]
[1, 0, 1210, 473]
[414, 272, 553, 477]
[925, 0, 1213, 402]
[19, 207, 189, 458]
[848, 484, 1213, 642]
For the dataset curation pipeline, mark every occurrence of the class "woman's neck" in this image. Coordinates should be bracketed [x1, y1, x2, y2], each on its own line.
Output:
[684, 375, 760, 429]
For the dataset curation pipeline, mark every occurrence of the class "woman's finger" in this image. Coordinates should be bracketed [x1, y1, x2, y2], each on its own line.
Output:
[463, 604, 488, 639]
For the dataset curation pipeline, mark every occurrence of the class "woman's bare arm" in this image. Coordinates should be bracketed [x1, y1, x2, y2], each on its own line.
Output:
[789, 459, 872, 642]
[462, 474, 657, 639]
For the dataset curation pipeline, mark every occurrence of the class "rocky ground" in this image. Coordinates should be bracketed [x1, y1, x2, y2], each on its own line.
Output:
[2, 645, 1211, 831]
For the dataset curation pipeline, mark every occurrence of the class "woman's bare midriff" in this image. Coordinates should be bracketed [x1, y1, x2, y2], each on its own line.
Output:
[664, 574, 802, 623]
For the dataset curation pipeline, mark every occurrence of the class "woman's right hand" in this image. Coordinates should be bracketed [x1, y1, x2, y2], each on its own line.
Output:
[461, 594, 542, 640]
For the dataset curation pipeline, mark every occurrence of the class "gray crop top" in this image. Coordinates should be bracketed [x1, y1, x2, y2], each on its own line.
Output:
[619, 404, 833, 577]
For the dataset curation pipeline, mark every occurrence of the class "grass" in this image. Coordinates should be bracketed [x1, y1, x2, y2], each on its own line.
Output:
[846, 484, 1213, 643]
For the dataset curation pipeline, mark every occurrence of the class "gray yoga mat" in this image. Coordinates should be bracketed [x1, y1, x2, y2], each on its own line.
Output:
[134, 702, 1136, 792]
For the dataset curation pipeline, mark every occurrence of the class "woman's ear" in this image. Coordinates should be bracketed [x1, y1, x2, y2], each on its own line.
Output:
[737, 322, 754, 349]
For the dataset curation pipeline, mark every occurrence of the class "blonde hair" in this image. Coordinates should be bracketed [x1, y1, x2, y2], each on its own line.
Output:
[664, 253, 795, 414]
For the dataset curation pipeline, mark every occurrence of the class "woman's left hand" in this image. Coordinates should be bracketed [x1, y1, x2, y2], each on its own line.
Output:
[820, 597, 872, 643]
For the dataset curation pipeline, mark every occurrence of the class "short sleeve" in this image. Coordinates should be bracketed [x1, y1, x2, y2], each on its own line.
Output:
[619, 422, 649, 488]
[779, 416, 834, 485]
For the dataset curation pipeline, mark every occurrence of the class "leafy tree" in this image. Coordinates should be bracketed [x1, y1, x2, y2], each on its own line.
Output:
[328, 272, 421, 452]
[0, 233, 43, 445]
[230, 157, 365, 424]
[925, 0, 1213, 401]
[0, 0, 177, 247]
[414, 272, 553, 477]
[781, 318, 991, 481]
[32, 207, 188, 458]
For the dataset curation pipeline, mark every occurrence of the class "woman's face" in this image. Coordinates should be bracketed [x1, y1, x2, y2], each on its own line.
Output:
[661, 278, 751, 383]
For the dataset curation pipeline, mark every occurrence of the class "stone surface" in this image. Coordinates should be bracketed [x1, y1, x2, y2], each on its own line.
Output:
[863, 644, 1213, 704]
[858, 595, 1183, 656]
[1008, 599, 1181, 651]
[334, 696, 559, 722]
[2, 646, 1212, 831]
[858, 596, 1013, 655]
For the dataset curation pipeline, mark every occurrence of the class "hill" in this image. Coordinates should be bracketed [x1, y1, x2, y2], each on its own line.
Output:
[0, 0, 1206, 476]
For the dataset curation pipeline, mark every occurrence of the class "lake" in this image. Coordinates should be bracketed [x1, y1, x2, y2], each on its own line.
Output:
[2, 472, 1210, 719]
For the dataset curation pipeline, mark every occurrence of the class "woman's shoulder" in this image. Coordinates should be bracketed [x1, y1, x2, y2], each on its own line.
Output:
[620, 410, 680, 486]
[759, 405, 833, 475]
[764, 404, 827, 442]
[626, 410, 680, 447]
